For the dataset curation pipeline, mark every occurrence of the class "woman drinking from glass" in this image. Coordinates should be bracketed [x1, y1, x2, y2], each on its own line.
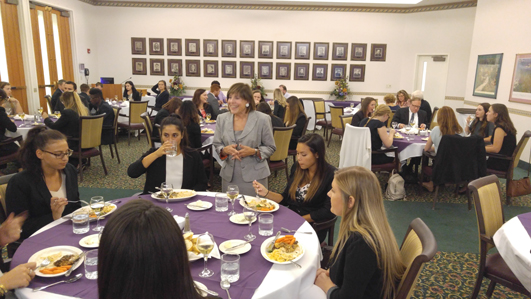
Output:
[465, 102, 494, 140]
[485, 103, 517, 171]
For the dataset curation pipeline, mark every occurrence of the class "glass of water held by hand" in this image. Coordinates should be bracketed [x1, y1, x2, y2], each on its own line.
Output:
[90, 196, 105, 232]
[215, 193, 229, 212]
[221, 254, 240, 283]
[72, 210, 89, 234]
[259, 213, 274, 236]
[84, 249, 98, 279]
[165, 140, 177, 157]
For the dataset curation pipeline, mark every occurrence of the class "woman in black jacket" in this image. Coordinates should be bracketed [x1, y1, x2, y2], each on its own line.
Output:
[151, 80, 170, 111]
[123, 81, 141, 101]
[178, 101, 202, 149]
[285, 96, 307, 150]
[192, 89, 216, 121]
[153, 97, 182, 138]
[128, 115, 207, 194]
[0, 89, 18, 158]
[351, 97, 377, 127]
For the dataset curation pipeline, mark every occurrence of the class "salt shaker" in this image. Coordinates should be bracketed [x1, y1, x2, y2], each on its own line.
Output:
[184, 212, 191, 233]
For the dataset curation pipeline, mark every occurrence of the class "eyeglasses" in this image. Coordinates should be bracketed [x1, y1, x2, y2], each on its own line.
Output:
[411, 105, 421, 108]
[42, 149, 73, 159]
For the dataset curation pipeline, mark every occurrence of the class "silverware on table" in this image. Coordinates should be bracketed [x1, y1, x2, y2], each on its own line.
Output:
[32, 273, 82, 292]
[241, 195, 250, 206]
[184, 203, 207, 209]
[220, 279, 232, 299]
[288, 259, 302, 268]
[64, 252, 86, 277]
[226, 237, 255, 250]
[36, 258, 51, 270]
[281, 227, 313, 234]
[267, 231, 282, 253]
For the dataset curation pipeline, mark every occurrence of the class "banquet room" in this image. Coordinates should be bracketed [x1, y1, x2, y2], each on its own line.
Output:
[0, 0, 531, 298]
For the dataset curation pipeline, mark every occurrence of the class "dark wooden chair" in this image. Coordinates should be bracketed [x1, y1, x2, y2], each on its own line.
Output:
[311, 216, 338, 268]
[311, 99, 331, 140]
[140, 113, 159, 148]
[44, 95, 52, 113]
[117, 100, 149, 145]
[197, 143, 214, 189]
[70, 114, 108, 182]
[327, 106, 345, 147]
[108, 107, 121, 163]
[288, 117, 311, 164]
[0, 136, 22, 168]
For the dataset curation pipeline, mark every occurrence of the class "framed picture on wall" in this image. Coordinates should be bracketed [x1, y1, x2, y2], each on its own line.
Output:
[331, 64, 346, 81]
[277, 42, 292, 59]
[294, 63, 309, 80]
[150, 59, 164, 76]
[167, 38, 182, 56]
[473, 53, 503, 99]
[132, 58, 147, 75]
[204, 40, 218, 57]
[204, 60, 218, 77]
[313, 42, 329, 60]
[349, 64, 365, 82]
[149, 38, 164, 55]
[185, 39, 200, 56]
[312, 64, 328, 81]
[186, 60, 200, 77]
[240, 41, 255, 58]
[222, 40, 236, 57]
[222, 61, 236, 78]
[258, 62, 273, 79]
[258, 41, 273, 59]
[509, 53, 531, 104]
[332, 43, 348, 60]
[276, 63, 291, 80]
[370, 44, 387, 61]
[131, 37, 146, 55]
[167, 59, 182, 76]
[240, 61, 254, 79]
[295, 42, 310, 59]
[351, 43, 366, 61]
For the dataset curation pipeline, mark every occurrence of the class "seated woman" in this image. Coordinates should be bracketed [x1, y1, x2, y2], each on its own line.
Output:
[153, 97, 182, 138]
[0, 89, 18, 160]
[151, 80, 170, 111]
[98, 199, 202, 299]
[6, 128, 81, 240]
[465, 102, 494, 141]
[178, 101, 202, 149]
[384, 93, 399, 112]
[270, 88, 287, 121]
[128, 115, 207, 194]
[396, 89, 410, 108]
[360, 105, 396, 165]
[351, 97, 377, 127]
[122, 80, 141, 101]
[253, 90, 266, 106]
[285, 96, 308, 150]
[485, 103, 517, 171]
[314, 166, 404, 299]
[253, 134, 336, 242]
[256, 102, 285, 128]
[192, 89, 216, 121]
[0, 82, 23, 115]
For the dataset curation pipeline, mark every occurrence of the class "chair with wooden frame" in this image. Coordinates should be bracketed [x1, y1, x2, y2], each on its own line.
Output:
[288, 117, 311, 164]
[108, 107, 121, 163]
[197, 143, 214, 188]
[0, 173, 16, 224]
[312, 99, 331, 140]
[395, 218, 438, 299]
[429, 107, 439, 130]
[117, 100, 149, 145]
[44, 95, 52, 113]
[140, 113, 159, 149]
[268, 126, 295, 180]
[327, 106, 345, 147]
[311, 215, 338, 268]
[0, 136, 22, 168]
[468, 175, 530, 298]
[70, 114, 108, 182]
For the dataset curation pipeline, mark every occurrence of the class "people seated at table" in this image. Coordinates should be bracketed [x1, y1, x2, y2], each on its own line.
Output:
[122, 80, 141, 101]
[178, 101, 202, 149]
[270, 88, 287, 121]
[351, 97, 377, 127]
[253, 134, 336, 242]
[128, 115, 207, 194]
[279, 84, 291, 99]
[207, 84, 222, 117]
[53, 81, 77, 112]
[285, 96, 308, 150]
[411, 90, 432, 124]
[392, 97, 427, 129]
[314, 166, 405, 299]
[213, 83, 276, 196]
[360, 105, 396, 165]
[151, 80, 170, 111]
[465, 103, 494, 139]
[396, 89, 410, 108]
[6, 128, 81, 240]
[98, 199, 203, 299]
[253, 90, 266, 106]
[485, 103, 517, 171]
[88, 88, 115, 145]
[78, 84, 91, 108]
[384, 93, 399, 112]
[0, 81, 23, 115]
[153, 97, 183, 137]
[256, 102, 285, 128]
[193, 88, 216, 121]
[0, 89, 18, 160]
[50, 79, 65, 113]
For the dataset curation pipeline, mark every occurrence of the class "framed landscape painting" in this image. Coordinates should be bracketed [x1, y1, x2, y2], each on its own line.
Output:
[509, 53, 531, 104]
[473, 53, 503, 99]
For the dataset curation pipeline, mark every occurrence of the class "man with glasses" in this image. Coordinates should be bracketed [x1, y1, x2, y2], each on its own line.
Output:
[392, 97, 427, 129]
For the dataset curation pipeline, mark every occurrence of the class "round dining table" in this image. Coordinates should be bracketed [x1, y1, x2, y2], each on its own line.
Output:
[5, 116, 52, 140]
[11, 192, 324, 299]
[392, 130, 429, 161]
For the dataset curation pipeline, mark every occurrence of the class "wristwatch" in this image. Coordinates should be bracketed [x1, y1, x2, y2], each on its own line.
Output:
[254, 148, 258, 156]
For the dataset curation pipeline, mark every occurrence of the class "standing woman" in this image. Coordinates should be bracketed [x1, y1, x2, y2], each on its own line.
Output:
[178, 101, 202, 149]
[351, 97, 377, 127]
[123, 81, 141, 101]
[271, 88, 287, 121]
[192, 89, 216, 121]
[0, 82, 23, 115]
[213, 83, 276, 196]
[360, 105, 396, 165]
[151, 80, 170, 111]
[6, 128, 81, 240]
[485, 103, 517, 171]
[285, 96, 308, 150]
[0, 89, 18, 160]
[465, 103, 494, 140]
[128, 115, 207, 194]
[396, 90, 410, 108]
[314, 166, 404, 298]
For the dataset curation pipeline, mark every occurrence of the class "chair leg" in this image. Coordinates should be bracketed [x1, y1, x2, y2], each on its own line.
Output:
[114, 142, 121, 164]
[127, 130, 131, 146]
[432, 185, 439, 210]
[109, 144, 114, 159]
[327, 132, 333, 147]
[137, 129, 141, 140]
[470, 265, 485, 299]
[79, 156, 84, 183]
[284, 159, 289, 180]
[99, 146, 108, 175]
[485, 280, 496, 298]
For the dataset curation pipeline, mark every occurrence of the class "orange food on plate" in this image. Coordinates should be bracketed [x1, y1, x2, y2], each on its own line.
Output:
[40, 265, 71, 274]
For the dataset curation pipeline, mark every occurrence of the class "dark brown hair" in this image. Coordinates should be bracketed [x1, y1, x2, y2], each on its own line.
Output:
[178, 101, 200, 127]
[491, 103, 516, 135]
[162, 97, 183, 114]
[360, 97, 377, 118]
[289, 134, 327, 202]
[160, 115, 189, 150]
[192, 89, 206, 109]
[469, 103, 491, 137]
[284, 96, 306, 125]
[18, 127, 67, 175]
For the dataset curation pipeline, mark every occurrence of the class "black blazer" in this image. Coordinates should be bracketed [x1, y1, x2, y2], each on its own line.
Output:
[420, 99, 432, 123]
[127, 147, 208, 194]
[151, 84, 170, 110]
[186, 122, 202, 149]
[0, 107, 18, 156]
[89, 102, 115, 145]
[6, 164, 81, 239]
[206, 93, 220, 119]
[44, 109, 80, 150]
[350, 110, 367, 127]
[270, 115, 285, 128]
[123, 89, 141, 102]
[153, 108, 170, 138]
[51, 88, 62, 112]
[289, 113, 307, 150]
[273, 102, 286, 121]
[78, 93, 90, 108]
[391, 107, 428, 127]
[197, 104, 216, 120]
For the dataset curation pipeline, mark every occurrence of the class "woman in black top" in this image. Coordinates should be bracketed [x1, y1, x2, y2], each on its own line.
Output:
[351, 97, 377, 127]
[252, 90, 266, 106]
[153, 97, 182, 138]
[285, 96, 307, 150]
[270, 88, 287, 121]
[485, 104, 517, 171]
[151, 80, 170, 111]
[123, 81, 141, 101]
[314, 166, 404, 299]
[465, 102, 494, 140]
[192, 89, 216, 120]
[253, 134, 336, 242]
[360, 105, 396, 165]
[0, 89, 18, 158]
[256, 102, 285, 128]
[178, 101, 202, 149]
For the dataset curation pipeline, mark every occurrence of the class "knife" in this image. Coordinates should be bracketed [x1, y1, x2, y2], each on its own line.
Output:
[267, 231, 282, 253]
[241, 195, 250, 206]
[65, 252, 86, 277]
[226, 238, 255, 250]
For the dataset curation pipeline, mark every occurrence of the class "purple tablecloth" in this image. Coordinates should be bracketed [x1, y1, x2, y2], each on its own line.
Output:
[325, 100, 360, 108]
[392, 134, 428, 153]
[11, 193, 306, 299]
[201, 123, 217, 143]
[518, 212, 531, 237]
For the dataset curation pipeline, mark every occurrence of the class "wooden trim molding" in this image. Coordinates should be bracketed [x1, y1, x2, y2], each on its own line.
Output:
[464, 100, 531, 118]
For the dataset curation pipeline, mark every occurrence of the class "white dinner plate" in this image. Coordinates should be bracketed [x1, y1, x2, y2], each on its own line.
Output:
[229, 213, 256, 225]
[79, 234, 100, 248]
[239, 196, 279, 213]
[219, 240, 252, 255]
[260, 235, 305, 265]
[186, 200, 213, 211]
[28, 246, 84, 277]
[74, 203, 118, 219]
[194, 281, 208, 296]
[201, 129, 215, 134]
[151, 189, 197, 202]
[205, 120, 216, 124]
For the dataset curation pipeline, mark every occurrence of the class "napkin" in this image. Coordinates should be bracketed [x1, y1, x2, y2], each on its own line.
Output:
[399, 128, 418, 135]
[14, 115, 35, 120]
[188, 242, 221, 261]
[173, 215, 186, 230]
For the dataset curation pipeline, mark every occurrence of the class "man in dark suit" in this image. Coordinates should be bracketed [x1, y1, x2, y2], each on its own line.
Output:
[411, 90, 432, 123]
[392, 97, 428, 129]
[89, 88, 115, 145]
[78, 84, 91, 108]
[50, 79, 65, 112]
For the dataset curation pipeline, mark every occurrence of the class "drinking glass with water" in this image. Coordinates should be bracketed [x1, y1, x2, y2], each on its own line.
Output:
[84, 249, 98, 279]
[221, 254, 240, 283]
[72, 210, 89, 234]
[259, 213, 274, 236]
[215, 193, 229, 212]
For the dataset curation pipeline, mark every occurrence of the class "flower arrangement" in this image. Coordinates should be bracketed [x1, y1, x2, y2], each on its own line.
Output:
[169, 75, 186, 97]
[250, 74, 267, 98]
[330, 77, 350, 101]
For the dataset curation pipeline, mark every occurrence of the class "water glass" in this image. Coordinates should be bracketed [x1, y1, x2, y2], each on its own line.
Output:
[215, 193, 229, 212]
[258, 213, 274, 236]
[165, 140, 177, 157]
[221, 254, 240, 283]
[84, 249, 98, 279]
[72, 210, 90, 234]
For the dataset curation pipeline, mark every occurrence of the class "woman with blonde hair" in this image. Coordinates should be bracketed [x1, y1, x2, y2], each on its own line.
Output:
[270, 88, 287, 120]
[396, 90, 410, 108]
[284, 96, 307, 150]
[315, 166, 404, 298]
[360, 105, 396, 165]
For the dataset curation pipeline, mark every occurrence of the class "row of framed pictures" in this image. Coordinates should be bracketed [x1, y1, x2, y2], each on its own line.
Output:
[131, 37, 387, 61]
[132, 58, 367, 82]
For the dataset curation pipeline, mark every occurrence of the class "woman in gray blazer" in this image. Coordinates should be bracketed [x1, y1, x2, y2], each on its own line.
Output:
[213, 83, 276, 196]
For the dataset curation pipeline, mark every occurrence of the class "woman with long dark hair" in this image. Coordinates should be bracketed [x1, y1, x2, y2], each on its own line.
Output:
[178, 101, 202, 149]
[192, 89, 216, 120]
[284, 96, 307, 150]
[151, 80, 170, 110]
[485, 103, 517, 171]
[0, 89, 18, 159]
[153, 97, 183, 138]
[122, 81, 141, 101]
[465, 103, 494, 140]
[351, 97, 377, 127]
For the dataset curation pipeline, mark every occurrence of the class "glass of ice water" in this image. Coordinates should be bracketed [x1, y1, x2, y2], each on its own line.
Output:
[215, 193, 229, 212]
[72, 210, 90, 234]
[84, 249, 98, 279]
[165, 140, 177, 157]
[258, 213, 274, 236]
[221, 254, 240, 283]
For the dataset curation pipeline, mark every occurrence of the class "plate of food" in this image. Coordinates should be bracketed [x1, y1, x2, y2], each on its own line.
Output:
[186, 200, 212, 211]
[79, 234, 100, 248]
[394, 133, 404, 139]
[205, 120, 216, 124]
[151, 189, 197, 202]
[219, 239, 252, 255]
[421, 137, 429, 141]
[28, 246, 84, 277]
[201, 128, 214, 134]
[239, 197, 279, 213]
[229, 213, 256, 225]
[183, 232, 220, 262]
[260, 235, 304, 265]
[75, 203, 117, 219]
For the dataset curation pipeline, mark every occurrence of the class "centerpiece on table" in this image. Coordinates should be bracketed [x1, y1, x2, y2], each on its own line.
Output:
[250, 74, 267, 98]
[169, 74, 186, 97]
[330, 77, 350, 101]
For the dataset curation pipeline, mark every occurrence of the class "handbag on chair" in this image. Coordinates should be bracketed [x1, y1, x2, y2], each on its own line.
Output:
[507, 150, 531, 197]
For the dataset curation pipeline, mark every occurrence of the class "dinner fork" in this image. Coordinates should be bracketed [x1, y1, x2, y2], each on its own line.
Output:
[281, 227, 313, 234]
[289, 259, 302, 268]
